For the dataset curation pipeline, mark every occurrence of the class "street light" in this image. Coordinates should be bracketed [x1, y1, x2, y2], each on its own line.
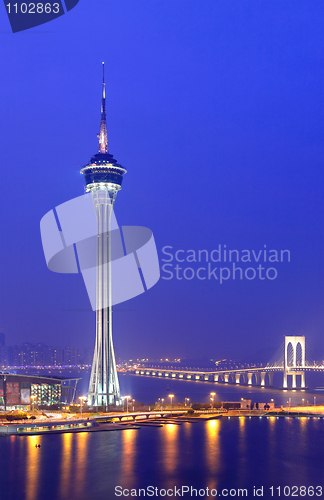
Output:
[210, 392, 216, 410]
[314, 396, 316, 406]
[185, 398, 190, 407]
[169, 394, 174, 416]
[132, 399, 135, 412]
[79, 397, 86, 419]
[161, 398, 164, 411]
[125, 395, 131, 414]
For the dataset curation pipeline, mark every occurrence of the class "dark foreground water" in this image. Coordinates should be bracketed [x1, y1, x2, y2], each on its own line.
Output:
[2, 374, 324, 500]
[1, 416, 324, 500]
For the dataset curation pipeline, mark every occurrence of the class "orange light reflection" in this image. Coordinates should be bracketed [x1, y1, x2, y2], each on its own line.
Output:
[237, 417, 247, 484]
[59, 433, 73, 498]
[205, 419, 221, 491]
[163, 424, 179, 475]
[121, 429, 138, 487]
[26, 435, 41, 500]
[74, 432, 89, 497]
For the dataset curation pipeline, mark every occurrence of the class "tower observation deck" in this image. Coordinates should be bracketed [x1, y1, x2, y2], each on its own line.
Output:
[80, 63, 126, 408]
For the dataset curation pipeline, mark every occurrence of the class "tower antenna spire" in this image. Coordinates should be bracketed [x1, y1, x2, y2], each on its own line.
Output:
[98, 61, 108, 153]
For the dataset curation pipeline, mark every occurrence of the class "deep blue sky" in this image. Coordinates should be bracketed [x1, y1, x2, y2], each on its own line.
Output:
[0, 1, 323, 362]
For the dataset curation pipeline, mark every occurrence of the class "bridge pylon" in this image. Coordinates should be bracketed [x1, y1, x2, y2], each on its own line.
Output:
[283, 336, 306, 389]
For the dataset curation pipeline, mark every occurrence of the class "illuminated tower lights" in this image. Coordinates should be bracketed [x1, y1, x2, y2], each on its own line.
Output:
[80, 63, 126, 408]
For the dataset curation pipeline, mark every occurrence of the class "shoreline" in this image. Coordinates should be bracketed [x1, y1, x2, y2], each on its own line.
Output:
[1, 406, 324, 436]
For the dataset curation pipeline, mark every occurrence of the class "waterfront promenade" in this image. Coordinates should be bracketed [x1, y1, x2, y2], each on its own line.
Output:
[2, 404, 324, 436]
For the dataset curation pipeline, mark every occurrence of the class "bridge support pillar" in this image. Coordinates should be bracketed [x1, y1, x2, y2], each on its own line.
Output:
[235, 373, 240, 384]
[268, 373, 274, 386]
[224, 374, 229, 383]
[283, 371, 288, 389]
[301, 372, 306, 388]
[242, 373, 247, 384]
[292, 373, 297, 389]
[247, 373, 253, 385]
[255, 373, 261, 386]
[214, 374, 219, 382]
[260, 372, 266, 387]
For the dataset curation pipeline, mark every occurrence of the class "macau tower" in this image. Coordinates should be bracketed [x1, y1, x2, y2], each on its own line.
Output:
[80, 63, 126, 409]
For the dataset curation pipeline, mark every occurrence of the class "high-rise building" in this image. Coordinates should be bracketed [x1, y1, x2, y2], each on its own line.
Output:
[0, 333, 6, 366]
[51, 346, 64, 366]
[81, 64, 126, 408]
[63, 346, 80, 366]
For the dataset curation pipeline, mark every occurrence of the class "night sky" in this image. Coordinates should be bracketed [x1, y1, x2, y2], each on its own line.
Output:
[0, 1, 323, 362]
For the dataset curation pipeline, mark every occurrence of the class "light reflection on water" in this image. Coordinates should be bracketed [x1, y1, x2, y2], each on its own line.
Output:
[74, 433, 89, 497]
[26, 435, 41, 500]
[162, 424, 179, 476]
[205, 419, 221, 491]
[267, 416, 276, 479]
[121, 429, 138, 488]
[296, 417, 308, 484]
[237, 416, 247, 485]
[59, 433, 73, 499]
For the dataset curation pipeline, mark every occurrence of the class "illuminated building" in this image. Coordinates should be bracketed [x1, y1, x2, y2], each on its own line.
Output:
[81, 63, 126, 408]
[0, 373, 77, 409]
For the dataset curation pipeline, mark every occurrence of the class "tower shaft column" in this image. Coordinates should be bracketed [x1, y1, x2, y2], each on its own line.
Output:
[87, 188, 120, 408]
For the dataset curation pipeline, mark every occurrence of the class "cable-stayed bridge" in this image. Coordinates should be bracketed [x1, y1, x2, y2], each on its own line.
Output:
[131, 336, 324, 389]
